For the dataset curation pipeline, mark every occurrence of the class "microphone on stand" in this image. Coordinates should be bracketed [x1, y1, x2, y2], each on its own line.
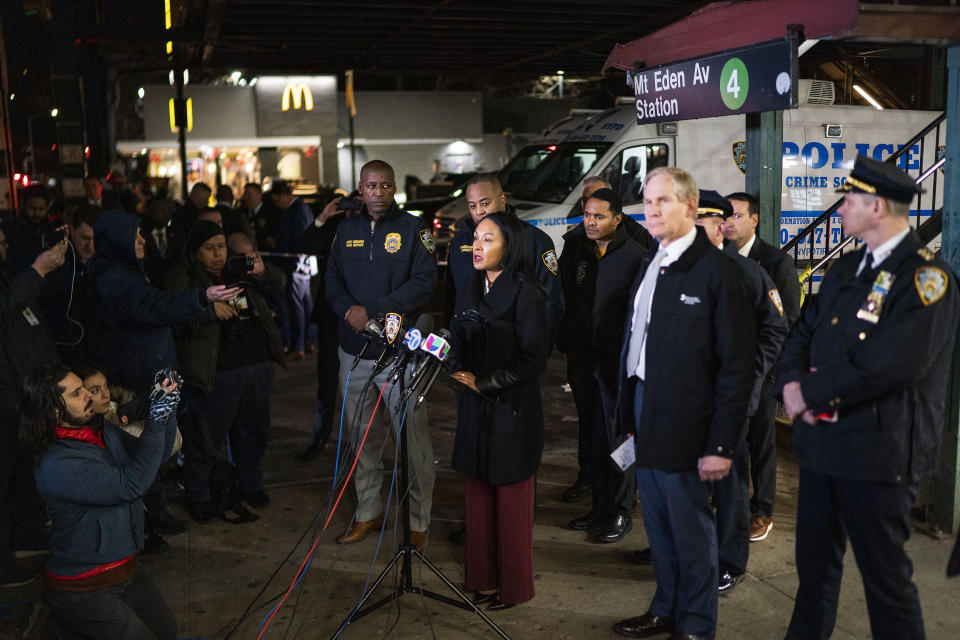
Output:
[351, 316, 386, 371]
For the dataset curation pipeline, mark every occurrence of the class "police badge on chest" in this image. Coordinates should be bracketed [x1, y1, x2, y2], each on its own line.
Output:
[856, 271, 894, 324]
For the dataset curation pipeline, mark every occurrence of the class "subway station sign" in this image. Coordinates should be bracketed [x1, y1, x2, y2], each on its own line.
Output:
[631, 39, 796, 124]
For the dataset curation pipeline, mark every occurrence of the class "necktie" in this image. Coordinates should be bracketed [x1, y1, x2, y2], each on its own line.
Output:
[625, 248, 667, 378]
[858, 250, 874, 281]
[154, 228, 167, 257]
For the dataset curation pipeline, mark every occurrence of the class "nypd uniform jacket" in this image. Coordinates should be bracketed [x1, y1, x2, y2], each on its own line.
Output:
[747, 235, 803, 326]
[724, 245, 790, 415]
[325, 203, 437, 357]
[446, 205, 563, 338]
[617, 228, 756, 470]
[776, 231, 959, 483]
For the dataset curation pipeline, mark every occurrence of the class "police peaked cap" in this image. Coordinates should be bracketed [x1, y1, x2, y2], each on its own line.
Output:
[697, 189, 733, 218]
[836, 155, 923, 204]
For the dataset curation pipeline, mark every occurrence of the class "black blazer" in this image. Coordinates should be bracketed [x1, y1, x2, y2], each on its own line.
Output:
[450, 270, 550, 485]
[617, 227, 756, 471]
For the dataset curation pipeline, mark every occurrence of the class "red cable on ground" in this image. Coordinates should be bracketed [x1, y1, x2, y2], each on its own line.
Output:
[256, 382, 387, 640]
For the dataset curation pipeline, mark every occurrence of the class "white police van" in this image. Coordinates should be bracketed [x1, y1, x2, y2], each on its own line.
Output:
[507, 84, 945, 257]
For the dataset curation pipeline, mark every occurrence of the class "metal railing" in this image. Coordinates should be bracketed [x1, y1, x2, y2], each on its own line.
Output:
[784, 112, 947, 295]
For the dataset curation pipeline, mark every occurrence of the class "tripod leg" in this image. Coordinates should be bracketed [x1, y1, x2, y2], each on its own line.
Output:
[413, 550, 513, 640]
[330, 548, 405, 639]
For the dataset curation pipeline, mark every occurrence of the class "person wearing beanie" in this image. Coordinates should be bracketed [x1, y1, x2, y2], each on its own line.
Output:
[163, 220, 285, 523]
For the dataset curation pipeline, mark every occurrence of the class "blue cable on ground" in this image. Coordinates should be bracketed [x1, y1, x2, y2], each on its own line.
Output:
[346, 405, 408, 625]
[258, 556, 313, 634]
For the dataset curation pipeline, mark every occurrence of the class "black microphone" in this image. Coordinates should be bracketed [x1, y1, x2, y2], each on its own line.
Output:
[388, 315, 434, 382]
[351, 316, 386, 371]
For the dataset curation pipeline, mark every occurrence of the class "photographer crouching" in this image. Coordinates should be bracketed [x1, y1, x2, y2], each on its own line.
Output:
[164, 221, 284, 523]
[20, 365, 181, 639]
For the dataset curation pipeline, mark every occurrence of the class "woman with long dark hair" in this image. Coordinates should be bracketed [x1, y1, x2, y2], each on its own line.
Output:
[449, 211, 550, 610]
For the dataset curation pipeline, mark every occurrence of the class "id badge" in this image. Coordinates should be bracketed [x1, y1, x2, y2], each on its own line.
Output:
[22, 307, 40, 326]
[856, 270, 894, 324]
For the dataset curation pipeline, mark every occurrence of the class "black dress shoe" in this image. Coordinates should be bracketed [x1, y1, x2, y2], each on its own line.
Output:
[242, 490, 271, 508]
[629, 547, 654, 565]
[487, 598, 515, 611]
[568, 510, 605, 531]
[613, 611, 674, 638]
[147, 510, 188, 535]
[666, 632, 714, 640]
[718, 570, 743, 593]
[449, 527, 466, 543]
[472, 592, 497, 606]
[596, 514, 632, 544]
[187, 500, 217, 524]
[561, 477, 592, 503]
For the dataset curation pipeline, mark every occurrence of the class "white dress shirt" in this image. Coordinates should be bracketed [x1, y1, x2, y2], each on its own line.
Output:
[630, 226, 697, 379]
[855, 227, 910, 276]
[737, 233, 756, 258]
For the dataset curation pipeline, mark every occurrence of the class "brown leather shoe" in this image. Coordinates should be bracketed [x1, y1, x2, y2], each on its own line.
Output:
[409, 530, 428, 552]
[337, 515, 385, 544]
[613, 611, 675, 638]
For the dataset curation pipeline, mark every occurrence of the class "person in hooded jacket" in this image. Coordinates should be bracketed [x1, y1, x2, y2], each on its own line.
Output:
[450, 211, 550, 611]
[85, 210, 240, 540]
[163, 221, 284, 522]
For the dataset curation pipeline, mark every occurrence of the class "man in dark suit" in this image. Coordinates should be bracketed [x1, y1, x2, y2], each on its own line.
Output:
[613, 167, 754, 640]
[559, 188, 648, 543]
[777, 156, 959, 639]
[723, 192, 802, 542]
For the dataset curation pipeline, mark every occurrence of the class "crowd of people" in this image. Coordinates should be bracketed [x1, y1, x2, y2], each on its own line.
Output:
[0, 153, 956, 640]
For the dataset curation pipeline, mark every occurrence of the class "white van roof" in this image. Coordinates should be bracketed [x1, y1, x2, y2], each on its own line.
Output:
[563, 104, 637, 143]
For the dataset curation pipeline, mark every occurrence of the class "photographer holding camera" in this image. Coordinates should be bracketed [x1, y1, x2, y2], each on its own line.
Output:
[164, 221, 284, 523]
[20, 364, 181, 639]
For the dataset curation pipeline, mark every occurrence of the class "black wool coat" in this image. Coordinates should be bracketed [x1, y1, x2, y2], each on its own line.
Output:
[450, 270, 550, 486]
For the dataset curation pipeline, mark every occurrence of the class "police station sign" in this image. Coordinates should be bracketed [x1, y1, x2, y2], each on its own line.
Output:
[631, 39, 796, 124]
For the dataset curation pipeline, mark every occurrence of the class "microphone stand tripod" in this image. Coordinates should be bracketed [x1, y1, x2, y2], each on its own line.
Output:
[330, 366, 510, 640]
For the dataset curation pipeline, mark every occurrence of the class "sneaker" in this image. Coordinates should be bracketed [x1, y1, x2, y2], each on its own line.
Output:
[749, 515, 773, 542]
[0, 563, 39, 588]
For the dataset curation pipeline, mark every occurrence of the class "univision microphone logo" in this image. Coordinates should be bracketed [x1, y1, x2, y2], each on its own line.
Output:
[421, 334, 451, 360]
[404, 328, 423, 350]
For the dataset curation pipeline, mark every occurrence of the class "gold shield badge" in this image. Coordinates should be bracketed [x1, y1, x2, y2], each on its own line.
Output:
[384, 232, 402, 254]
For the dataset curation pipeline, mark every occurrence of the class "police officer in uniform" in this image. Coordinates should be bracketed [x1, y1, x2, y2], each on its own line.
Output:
[777, 155, 960, 639]
[696, 190, 788, 592]
[446, 174, 563, 337]
[723, 191, 802, 542]
[559, 188, 648, 543]
[325, 160, 437, 551]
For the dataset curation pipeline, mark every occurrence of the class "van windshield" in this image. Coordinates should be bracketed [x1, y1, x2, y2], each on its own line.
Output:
[511, 142, 612, 203]
[499, 145, 555, 192]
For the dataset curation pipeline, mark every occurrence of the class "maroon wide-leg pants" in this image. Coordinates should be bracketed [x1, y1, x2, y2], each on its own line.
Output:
[464, 475, 535, 604]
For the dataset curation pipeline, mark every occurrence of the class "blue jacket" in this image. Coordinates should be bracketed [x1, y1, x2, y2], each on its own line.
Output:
[35, 416, 177, 577]
[447, 206, 564, 338]
[86, 210, 207, 393]
[325, 203, 437, 357]
[277, 197, 315, 277]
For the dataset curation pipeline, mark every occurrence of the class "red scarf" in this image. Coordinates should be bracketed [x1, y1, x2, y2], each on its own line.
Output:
[54, 425, 105, 449]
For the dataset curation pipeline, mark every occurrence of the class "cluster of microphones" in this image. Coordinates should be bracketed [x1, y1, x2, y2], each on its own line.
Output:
[351, 313, 455, 406]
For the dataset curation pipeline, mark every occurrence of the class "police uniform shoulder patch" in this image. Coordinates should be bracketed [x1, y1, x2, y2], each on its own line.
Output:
[541, 250, 559, 276]
[915, 266, 948, 306]
[918, 247, 934, 261]
[419, 229, 436, 254]
[768, 289, 784, 317]
[384, 232, 402, 254]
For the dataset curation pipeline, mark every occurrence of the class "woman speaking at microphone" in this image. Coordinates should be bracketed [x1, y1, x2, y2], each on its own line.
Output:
[449, 211, 550, 610]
